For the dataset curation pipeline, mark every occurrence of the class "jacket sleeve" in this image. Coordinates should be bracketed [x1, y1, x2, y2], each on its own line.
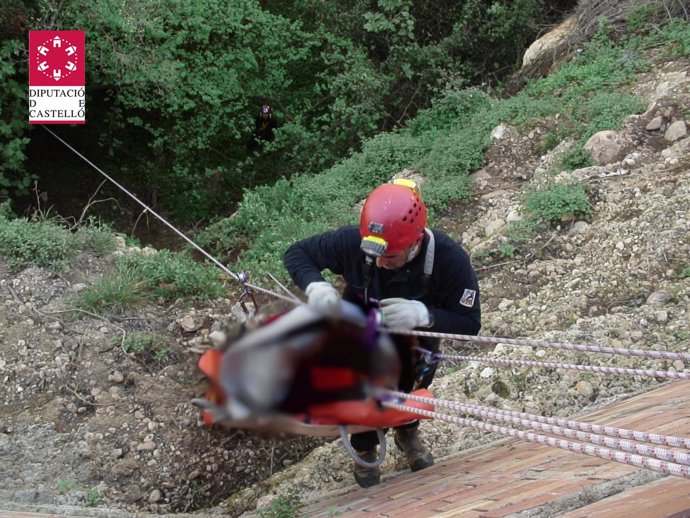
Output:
[283, 226, 359, 290]
[426, 240, 481, 336]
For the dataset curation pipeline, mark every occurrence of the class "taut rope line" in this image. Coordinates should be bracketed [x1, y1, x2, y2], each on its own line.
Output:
[415, 350, 690, 379]
[385, 389, 690, 449]
[382, 390, 690, 466]
[382, 400, 690, 479]
[389, 327, 690, 362]
[41, 125, 300, 305]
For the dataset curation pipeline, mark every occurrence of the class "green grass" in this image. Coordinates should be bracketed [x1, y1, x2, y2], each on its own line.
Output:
[523, 182, 593, 223]
[0, 203, 75, 271]
[258, 489, 303, 518]
[75, 269, 148, 314]
[122, 331, 172, 365]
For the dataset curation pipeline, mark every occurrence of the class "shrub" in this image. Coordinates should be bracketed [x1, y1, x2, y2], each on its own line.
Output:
[0, 209, 75, 271]
[73, 219, 118, 254]
[523, 182, 592, 223]
[122, 331, 171, 365]
[75, 269, 147, 314]
[258, 489, 303, 518]
[117, 251, 226, 301]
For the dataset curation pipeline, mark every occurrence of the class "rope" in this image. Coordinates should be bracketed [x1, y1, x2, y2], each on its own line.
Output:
[382, 390, 690, 466]
[420, 351, 690, 380]
[385, 390, 690, 449]
[41, 125, 301, 306]
[387, 327, 690, 362]
[381, 400, 690, 479]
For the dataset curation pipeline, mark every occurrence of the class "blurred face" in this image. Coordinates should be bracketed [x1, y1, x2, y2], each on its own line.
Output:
[375, 237, 423, 270]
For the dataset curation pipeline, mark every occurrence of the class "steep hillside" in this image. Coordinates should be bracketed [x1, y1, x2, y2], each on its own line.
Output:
[1, 23, 689, 518]
[222, 53, 690, 517]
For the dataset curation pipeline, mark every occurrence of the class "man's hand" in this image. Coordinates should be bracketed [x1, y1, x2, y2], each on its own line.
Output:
[305, 282, 341, 312]
[379, 298, 431, 329]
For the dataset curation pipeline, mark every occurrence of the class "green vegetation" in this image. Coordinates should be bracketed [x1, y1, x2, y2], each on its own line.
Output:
[211, 16, 663, 278]
[122, 331, 172, 364]
[0, 202, 117, 271]
[0, 204, 225, 312]
[85, 489, 102, 507]
[523, 182, 592, 224]
[0, 203, 75, 271]
[57, 479, 78, 494]
[258, 489, 303, 518]
[2, 0, 571, 218]
[117, 251, 226, 301]
[1, 2, 688, 289]
[75, 269, 148, 314]
[75, 251, 227, 313]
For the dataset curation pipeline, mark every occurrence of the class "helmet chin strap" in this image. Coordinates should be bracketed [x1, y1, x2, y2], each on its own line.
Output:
[405, 237, 424, 263]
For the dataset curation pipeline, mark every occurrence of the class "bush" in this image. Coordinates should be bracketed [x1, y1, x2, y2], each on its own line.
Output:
[0, 209, 75, 271]
[117, 251, 227, 301]
[122, 331, 171, 365]
[523, 182, 592, 223]
[75, 269, 147, 314]
[258, 489, 303, 518]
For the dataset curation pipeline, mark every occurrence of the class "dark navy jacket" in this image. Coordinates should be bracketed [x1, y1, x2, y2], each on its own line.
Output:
[283, 226, 480, 335]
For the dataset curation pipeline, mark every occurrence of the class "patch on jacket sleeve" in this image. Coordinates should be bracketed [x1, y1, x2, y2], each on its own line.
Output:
[459, 289, 477, 307]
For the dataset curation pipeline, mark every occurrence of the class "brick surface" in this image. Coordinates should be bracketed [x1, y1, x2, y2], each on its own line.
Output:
[301, 382, 690, 518]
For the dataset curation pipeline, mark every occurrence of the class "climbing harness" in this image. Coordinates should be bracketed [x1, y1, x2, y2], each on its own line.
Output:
[43, 124, 690, 477]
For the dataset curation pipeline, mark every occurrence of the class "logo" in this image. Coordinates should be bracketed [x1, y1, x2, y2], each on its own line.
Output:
[29, 31, 85, 124]
[459, 289, 477, 308]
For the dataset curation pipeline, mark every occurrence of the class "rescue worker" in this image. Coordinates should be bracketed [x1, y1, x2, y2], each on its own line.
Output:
[246, 103, 279, 152]
[283, 179, 481, 488]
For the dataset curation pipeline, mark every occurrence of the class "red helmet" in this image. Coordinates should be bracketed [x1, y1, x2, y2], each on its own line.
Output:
[359, 181, 427, 255]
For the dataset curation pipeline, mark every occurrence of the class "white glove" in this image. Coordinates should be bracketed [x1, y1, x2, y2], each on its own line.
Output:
[379, 298, 431, 329]
[305, 281, 341, 312]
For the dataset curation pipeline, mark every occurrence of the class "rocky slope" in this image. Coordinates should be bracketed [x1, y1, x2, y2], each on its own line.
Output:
[222, 56, 690, 517]
[1, 43, 689, 518]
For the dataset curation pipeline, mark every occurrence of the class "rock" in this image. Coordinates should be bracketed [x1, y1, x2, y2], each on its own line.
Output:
[137, 441, 156, 452]
[148, 489, 162, 503]
[575, 380, 595, 400]
[645, 116, 663, 131]
[177, 316, 201, 332]
[109, 371, 124, 383]
[664, 120, 688, 142]
[646, 291, 668, 304]
[522, 15, 576, 68]
[654, 310, 668, 324]
[480, 367, 495, 380]
[584, 131, 624, 165]
[484, 219, 506, 237]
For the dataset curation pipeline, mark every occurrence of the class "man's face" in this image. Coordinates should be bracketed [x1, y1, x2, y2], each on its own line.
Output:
[375, 237, 422, 270]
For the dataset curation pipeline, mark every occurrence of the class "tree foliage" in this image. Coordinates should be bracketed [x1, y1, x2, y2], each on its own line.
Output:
[3, 0, 575, 221]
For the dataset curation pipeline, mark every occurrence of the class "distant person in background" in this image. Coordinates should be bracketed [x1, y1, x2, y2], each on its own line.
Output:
[246, 104, 279, 152]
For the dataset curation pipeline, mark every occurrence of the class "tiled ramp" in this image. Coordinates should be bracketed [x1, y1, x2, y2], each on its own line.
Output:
[301, 382, 690, 518]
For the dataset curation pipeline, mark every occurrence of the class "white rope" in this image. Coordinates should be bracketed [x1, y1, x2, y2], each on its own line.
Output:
[383, 390, 690, 466]
[418, 349, 690, 379]
[41, 125, 301, 305]
[385, 389, 690, 449]
[382, 400, 690, 479]
[387, 327, 690, 362]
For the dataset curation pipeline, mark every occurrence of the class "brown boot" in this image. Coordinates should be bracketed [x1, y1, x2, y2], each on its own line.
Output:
[352, 449, 381, 488]
[394, 427, 434, 472]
